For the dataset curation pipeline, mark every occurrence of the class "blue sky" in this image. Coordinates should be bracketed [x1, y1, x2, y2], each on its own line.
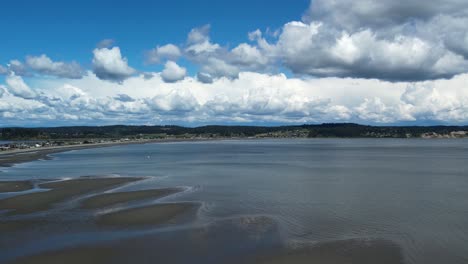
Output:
[1, 0, 308, 73]
[1, 0, 468, 127]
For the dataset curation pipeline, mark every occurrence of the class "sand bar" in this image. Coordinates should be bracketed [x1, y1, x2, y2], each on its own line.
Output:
[0, 177, 141, 215]
[96, 202, 198, 227]
[81, 188, 182, 209]
[0, 181, 34, 193]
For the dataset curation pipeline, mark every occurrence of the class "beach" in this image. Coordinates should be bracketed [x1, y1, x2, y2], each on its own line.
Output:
[0, 139, 165, 167]
[0, 138, 222, 168]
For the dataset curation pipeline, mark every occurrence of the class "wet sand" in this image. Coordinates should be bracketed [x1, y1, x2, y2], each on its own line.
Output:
[9, 215, 279, 264]
[80, 188, 182, 209]
[10, 245, 117, 264]
[250, 239, 405, 264]
[0, 149, 64, 168]
[0, 219, 44, 233]
[96, 202, 198, 227]
[8, 221, 405, 264]
[0, 177, 140, 215]
[0, 180, 33, 193]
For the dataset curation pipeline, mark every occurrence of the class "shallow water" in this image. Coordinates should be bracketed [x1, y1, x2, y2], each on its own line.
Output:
[1, 139, 468, 263]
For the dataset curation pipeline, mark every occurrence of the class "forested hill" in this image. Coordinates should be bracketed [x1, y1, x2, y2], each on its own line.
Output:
[1, 123, 467, 140]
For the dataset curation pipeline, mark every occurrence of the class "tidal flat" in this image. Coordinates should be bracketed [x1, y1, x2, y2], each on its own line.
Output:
[0, 180, 34, 193]
[0, 177, 141, 215]
[6, 212, 405, 264]
[1, 139, 468, 264]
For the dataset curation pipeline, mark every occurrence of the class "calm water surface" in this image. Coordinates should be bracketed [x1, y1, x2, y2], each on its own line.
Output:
[1, 139, 468, 263]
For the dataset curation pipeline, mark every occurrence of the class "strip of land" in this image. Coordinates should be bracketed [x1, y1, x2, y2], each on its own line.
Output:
[0, 139, 160, 167]
[0, 177, 141, 215]
[0, 180, 34, 193]
[0, 138, 214, 168]
[81, 188, 183, 209]
[96, 202, 198, 228]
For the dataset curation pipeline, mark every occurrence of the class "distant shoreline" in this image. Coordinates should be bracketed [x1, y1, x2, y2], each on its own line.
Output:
[2, 136, 468, 168]
[0, 138, 214, 168]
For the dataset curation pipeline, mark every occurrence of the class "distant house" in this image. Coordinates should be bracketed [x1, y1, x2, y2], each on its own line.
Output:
[450, 131, 467, 138]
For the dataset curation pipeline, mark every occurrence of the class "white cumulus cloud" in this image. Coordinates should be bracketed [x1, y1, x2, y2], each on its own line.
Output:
[146, 44, 182, 64]
[5, 74, 37, 99]
[2, 70, 468, 125]
[161, 61, 187, 83]
[26, 54, 85, 79]
[92, 47, 136, 83]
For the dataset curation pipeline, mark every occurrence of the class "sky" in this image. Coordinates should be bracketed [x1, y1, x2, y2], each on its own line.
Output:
[1, 0, 468, 127]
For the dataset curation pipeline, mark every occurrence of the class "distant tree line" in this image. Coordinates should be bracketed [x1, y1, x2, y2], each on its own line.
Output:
[0, 123, 467, 140]
[305, 123, 468, 138]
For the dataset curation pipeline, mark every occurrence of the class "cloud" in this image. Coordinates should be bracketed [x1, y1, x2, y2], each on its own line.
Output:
[146, 44, 182, 64]
[272, 21, 468, 81]
[2, 69, 468, 125]
[187, 24, 211, 44]
[114, 93, 135, 102]
[2, 0, 468, 126]
[8, 60, 28, 76]
[147, 88, 198, 113]
[399, 81, 468, 121]
[199, 57, 239, 80]
[181, 25, 272, 81]
[92, 47, 136, 83]
[355, 97, 406, 123]
[303, 0, 468, 31]
[161, 61, 186, 83]
[186, 25, 220, 55]
[230, 43, 268, 67]
[1, 55, 85, 79]
[160, 1, 468, 82]
[0, 65, 7, 75]
[137, 4, 468, 82]
[260, 0, 468, 81]
[5, 74, 37, 99]
[97, 39, 115, 48]
[25, 54, 85, 79]
[248, 29, 262, 41]
[197, 72, 213, 84]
